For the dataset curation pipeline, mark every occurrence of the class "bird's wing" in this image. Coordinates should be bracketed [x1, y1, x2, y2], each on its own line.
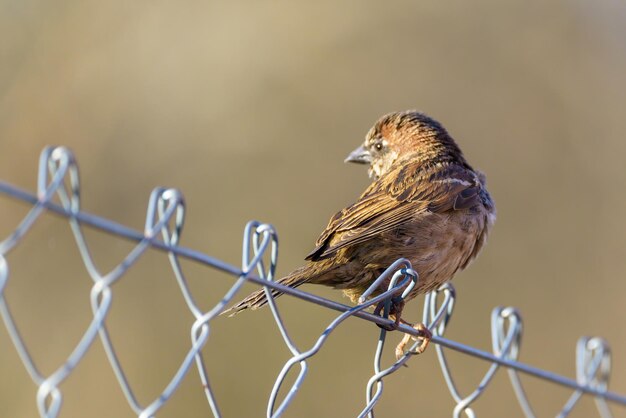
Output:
[305, 162, 482, 261]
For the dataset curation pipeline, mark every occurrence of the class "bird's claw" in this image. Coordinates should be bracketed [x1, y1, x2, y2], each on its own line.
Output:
[395, 323, 432, 360]
[374, 296, 404, 331]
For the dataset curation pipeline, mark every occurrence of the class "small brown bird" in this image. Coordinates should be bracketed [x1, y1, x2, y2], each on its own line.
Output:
[224, 110, 495, 357]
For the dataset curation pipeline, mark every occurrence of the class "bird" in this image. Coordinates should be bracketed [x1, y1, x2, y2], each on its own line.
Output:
[223, 110, 496, 358]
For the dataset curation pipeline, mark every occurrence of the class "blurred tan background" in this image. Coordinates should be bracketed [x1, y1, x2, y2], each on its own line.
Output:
[1, 0, 626, 417]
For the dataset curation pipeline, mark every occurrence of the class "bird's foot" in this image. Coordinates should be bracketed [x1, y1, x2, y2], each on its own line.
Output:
[374, 296, 405, 331]
[395, 322, 432, 360]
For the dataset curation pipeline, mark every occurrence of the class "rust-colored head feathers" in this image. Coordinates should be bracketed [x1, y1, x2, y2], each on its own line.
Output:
[346, 111, 468, 179]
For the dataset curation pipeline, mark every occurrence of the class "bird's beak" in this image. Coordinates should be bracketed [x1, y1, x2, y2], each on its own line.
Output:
[344, 145, 372, 164]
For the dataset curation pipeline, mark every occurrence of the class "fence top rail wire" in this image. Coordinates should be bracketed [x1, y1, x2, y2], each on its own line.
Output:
[0, 146, 625, 418]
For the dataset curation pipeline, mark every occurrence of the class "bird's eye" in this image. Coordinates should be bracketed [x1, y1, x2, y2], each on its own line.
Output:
[374, 142, 383, 151]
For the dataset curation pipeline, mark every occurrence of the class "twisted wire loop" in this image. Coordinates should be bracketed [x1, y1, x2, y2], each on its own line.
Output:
[558, 337, 612, 418]
[360, 262, 420, 418]
[1, 146, 626, 418]
[268, 258, 417, 418]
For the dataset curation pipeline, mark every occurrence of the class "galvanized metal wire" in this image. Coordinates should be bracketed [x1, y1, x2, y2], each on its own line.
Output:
[1, 146, 625, 418]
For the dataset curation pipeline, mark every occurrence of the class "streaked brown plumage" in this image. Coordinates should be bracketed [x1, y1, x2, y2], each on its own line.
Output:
[224, 111, 495, 354]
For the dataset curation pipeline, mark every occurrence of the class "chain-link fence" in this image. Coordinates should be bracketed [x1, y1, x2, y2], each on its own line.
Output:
[1, 146, 625, 418]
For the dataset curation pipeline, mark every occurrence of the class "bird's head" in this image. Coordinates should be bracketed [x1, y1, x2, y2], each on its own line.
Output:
[345, 110, 467, 179]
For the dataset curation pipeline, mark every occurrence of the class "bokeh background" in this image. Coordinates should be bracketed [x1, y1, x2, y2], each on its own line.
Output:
[1, 1, 626, 417]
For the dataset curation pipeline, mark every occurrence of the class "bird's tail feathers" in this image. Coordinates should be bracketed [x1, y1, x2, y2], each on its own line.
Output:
[221, 267, 309, 317]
